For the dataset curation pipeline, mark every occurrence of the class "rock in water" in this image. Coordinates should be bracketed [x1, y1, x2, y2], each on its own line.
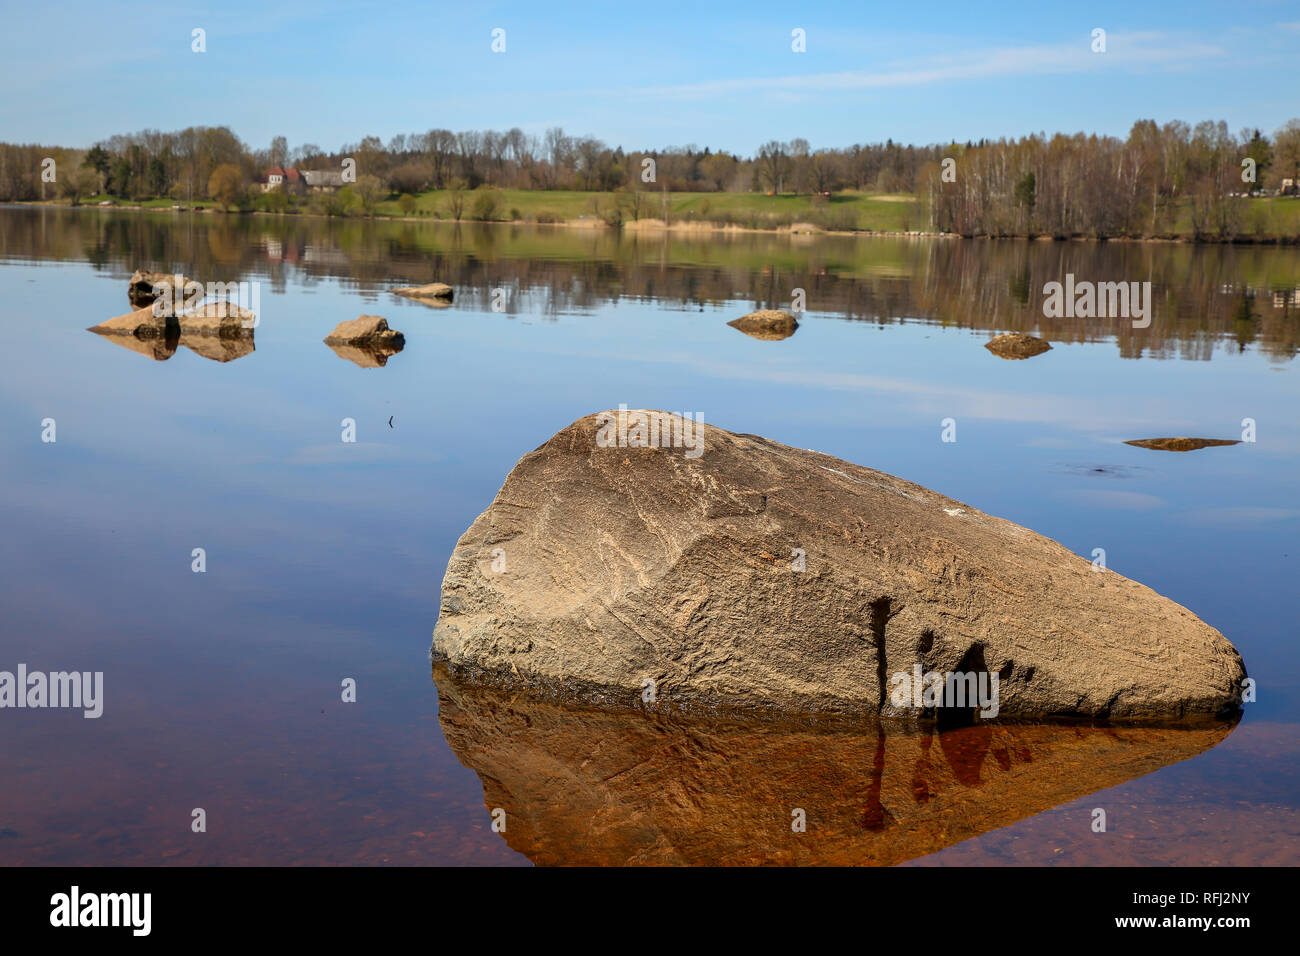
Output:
[127, 270, 192, 309]
[1125, 438, 1240, 452]
[393, 282, 454, 302]
[433, 411, 1245, 721]
[88, 303, 175, 337]
[323, 314, 404, 347]
[90, 301, 256, 363]
[984, 332, 1052, 359]
[727, 309, 799, 340]
[323, 315, 405, 367]
[176, 301, 256, 335]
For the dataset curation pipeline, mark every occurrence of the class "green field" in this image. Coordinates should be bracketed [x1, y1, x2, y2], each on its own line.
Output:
[370, 188, 1300, 237]
[373, 188, 927, 232]
[33, 188, 1300, 239]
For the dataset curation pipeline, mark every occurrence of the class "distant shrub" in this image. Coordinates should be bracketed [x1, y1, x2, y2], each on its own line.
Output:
[387, 160, 431, 194]
[262, 187, 290, 214]
[471, 187, 502, 221]
[534, 210, 560, 224]
[509, 207, 522, 221]
[809, 206, 859, 231]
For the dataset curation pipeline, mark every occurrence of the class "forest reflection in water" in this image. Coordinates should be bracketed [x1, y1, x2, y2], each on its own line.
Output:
[1, 207, 1293, 363]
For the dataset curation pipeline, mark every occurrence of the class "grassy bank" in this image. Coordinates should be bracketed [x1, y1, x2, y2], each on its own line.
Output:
[42, 189, 927, 233]
[372, 188, 927, 233]
[17, 188, 1300, 240]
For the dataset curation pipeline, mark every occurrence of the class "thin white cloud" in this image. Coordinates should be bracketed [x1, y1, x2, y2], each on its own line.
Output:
[1180, 507, 1300, 525]
[632, 32, 1225, 100]
[1060, 489, 1168, 510]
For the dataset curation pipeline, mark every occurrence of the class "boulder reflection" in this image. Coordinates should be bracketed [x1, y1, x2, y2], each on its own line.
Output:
[434, 664, 1236, 866]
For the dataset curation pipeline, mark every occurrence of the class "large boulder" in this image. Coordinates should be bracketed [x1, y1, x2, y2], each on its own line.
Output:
[433, 411, 1246, 721]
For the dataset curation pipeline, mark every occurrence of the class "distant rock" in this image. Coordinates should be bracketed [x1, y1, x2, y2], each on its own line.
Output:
[727, 309, 799, 341]
[127, 270, 192, 310]
[433, 411, 1246, 721]
[393, 282, 454, 303]
[323, 315, 405, 367]
[1125, 438, 1241, 452]
[984, 332, 1052, 359]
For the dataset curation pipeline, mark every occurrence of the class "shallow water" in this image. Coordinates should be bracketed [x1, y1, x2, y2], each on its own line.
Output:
[0, 206, 1297, 865]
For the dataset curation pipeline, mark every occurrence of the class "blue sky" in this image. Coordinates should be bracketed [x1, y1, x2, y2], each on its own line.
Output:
[3, 0, 1298, 154]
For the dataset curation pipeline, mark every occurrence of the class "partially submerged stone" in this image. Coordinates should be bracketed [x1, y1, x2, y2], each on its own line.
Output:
[727, 309, 799, 341]
[177, 301, 256, 335]
[393, 282, 454, 302]
[434, 411, 1246, 721]
[90, 299, 255, 362]
[89, 304, 174, 337]
[128, 269, 192, 309]
[323, 315, 405, 367]
[94, 299, 257, 336]
[323, 314, 404, 346]
[984, 332, 1052, 359]
[1125, 438, 1241, 452]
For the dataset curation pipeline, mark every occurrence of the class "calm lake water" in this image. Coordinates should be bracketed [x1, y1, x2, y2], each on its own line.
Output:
[1, 206, 1297, 865]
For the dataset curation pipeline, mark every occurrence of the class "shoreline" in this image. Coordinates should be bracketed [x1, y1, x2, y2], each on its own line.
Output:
[5, 199, 1298, 245]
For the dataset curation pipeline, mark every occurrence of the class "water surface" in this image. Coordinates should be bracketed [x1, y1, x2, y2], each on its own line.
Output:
[1, 207, 1297, 865]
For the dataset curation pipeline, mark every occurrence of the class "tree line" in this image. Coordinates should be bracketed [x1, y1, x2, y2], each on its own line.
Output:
[0, 126, 945, 202]
[0, 118, 1297, 238]
[927, 120, 1300, 239]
